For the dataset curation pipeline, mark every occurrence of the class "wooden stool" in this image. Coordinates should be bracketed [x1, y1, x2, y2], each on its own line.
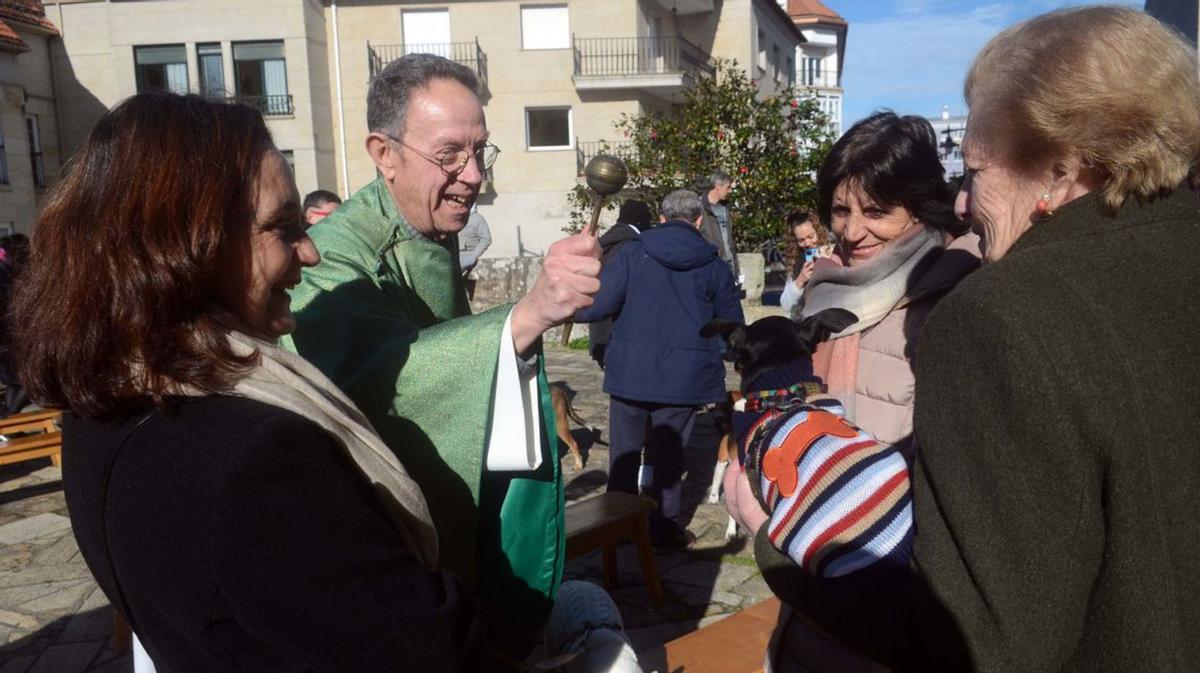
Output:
[564, 491, 665, 608]
[0, 409, 62, 468]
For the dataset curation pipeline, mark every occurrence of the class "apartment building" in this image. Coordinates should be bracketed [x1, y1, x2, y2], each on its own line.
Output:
[46, 0, 338, 201]
[782, 0, 844, 136]
[333, 0, 804, 256]
[41, 0, 801, 258]
[0, 0, 60, 236]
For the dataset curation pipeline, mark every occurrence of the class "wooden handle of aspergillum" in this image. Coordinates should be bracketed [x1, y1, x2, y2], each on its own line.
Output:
[562, 197, 606, 345]
[586, 197, 604, 237]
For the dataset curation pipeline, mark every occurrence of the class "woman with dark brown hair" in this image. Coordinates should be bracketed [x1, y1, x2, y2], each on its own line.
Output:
[13, 92, 482, 672]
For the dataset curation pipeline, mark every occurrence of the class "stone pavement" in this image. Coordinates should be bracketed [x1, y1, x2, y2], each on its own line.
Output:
[0, 330, 781, 672]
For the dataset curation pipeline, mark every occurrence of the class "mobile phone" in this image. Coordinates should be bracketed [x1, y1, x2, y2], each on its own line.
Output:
[803, 247, 819, 264]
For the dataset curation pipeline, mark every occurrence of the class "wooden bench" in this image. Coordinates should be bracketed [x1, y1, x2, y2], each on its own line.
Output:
[564, 491, 665, 608]
[0, 409, 62, 467]
[641, 597, 781, 673]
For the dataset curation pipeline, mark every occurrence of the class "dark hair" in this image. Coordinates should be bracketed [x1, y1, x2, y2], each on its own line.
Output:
[616, 199, 652, 229]
[368, 53, 479, 140]
[12, 92, 273, 418]
[817, 111, 963, 236]
[303, 189, 342, 211]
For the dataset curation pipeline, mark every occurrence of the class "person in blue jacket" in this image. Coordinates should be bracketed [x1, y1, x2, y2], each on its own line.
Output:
[575, 189, 744, 548]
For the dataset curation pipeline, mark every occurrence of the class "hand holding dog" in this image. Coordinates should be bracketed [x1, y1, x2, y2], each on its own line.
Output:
[724, 453, 770, 538]
[512, 231, 602, 354]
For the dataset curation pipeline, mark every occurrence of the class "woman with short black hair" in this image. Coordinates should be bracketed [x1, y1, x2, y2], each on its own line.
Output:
[792, 110, 980, 449]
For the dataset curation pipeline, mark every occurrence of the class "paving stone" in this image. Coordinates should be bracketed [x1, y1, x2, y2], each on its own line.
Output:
[0, 514, 71, 545]
[18, 580, 97, 614]
[663, 581, 743, 610]
[32, 533, 79, 568]
[730, 574, 775, 602]
[4, 563, 95, 588]
[26, 641, 104, 673]
[0, 609, 41, 630]
[0, 544, 34, 571]
[660, 558, 754, 590]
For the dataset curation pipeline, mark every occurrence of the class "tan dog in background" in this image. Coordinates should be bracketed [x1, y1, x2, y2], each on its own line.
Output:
[550, 383, 597, 471]
[708, 390, 743, 541]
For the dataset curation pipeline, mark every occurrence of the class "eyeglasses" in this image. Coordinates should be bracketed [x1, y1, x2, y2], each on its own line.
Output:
[384, 134, 500, 177]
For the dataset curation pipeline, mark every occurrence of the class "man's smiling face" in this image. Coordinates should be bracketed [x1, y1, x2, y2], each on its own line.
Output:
[385, 78, 488, 238]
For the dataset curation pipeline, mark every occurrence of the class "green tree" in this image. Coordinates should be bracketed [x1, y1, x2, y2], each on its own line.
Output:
[567, 59, 834, 253]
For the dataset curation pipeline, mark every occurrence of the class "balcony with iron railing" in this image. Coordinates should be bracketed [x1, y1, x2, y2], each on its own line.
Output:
[572, 35, 714, 92]
[368, 39, 488, 91]
[576, 139, 637, 176]
[228, 94, 295, 117]
[800, 68, 841, 90]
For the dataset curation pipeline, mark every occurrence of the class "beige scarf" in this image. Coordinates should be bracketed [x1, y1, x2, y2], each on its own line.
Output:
[196, 332, 439, 568]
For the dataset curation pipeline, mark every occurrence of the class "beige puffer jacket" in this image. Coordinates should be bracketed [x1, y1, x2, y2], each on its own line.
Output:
[767, 233, 981, 673]
[816, 233, 982, 449]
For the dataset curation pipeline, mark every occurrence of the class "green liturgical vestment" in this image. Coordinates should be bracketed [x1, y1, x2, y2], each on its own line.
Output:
[281, 178, 563, 647]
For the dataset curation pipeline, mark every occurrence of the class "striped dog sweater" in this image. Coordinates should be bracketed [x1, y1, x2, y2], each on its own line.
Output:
[741, 399, 913, 578]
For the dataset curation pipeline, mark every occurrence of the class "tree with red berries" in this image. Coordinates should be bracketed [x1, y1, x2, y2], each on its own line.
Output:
[567, 59, 834, 253]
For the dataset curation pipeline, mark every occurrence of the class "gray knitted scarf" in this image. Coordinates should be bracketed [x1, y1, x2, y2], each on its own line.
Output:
[794, 226, 945, 338]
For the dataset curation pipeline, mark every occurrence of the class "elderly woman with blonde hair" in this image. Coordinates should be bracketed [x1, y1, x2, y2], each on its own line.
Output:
[725, 6, 1200, 672]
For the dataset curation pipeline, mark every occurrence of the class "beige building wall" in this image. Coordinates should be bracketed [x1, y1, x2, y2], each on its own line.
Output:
[328, 0, 652, 257]
[327, 0, 799, 257]
[0, 22, 62, 235]
[46, 0, 335, 196]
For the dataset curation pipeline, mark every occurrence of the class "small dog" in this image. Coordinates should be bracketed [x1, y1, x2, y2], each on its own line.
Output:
[550, 383, 599, 471]
[700, 310, 858, 540]
[706, 390, 742, 506]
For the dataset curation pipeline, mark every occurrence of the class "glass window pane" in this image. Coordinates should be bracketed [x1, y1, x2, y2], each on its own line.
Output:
[527, 108, 571, 148]
[198, 43, 225, 97]
[521, 5, 569, 50]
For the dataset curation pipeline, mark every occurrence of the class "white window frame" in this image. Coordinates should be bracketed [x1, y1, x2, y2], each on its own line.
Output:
[520, 4, 570, 50]
[524, 106, 574, 151]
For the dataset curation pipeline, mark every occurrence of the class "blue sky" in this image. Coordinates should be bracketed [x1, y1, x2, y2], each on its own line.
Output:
[837, 0, 1143, 125]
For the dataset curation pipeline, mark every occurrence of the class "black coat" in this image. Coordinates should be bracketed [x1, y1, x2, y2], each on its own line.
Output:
[63, 395, 482, 672]
[758, 186, 1200, 672]
[575, 220, 743, 404]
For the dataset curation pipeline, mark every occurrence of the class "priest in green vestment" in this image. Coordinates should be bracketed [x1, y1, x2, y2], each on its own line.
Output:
[280, 54, 602, 655]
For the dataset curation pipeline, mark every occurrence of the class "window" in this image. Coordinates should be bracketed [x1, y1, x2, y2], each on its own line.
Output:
[135, 44, 188, 94]
[757, 30, 766, 73]
[26, 115, 43, 188]
[521, 5, 569, 50]
[804, 56, 825, 86]
[525, 107, 572, 150]
[403, 9, 451, 57]
[0, 124, 8, 186]
[772, 44, 781, 82]
[234, 41, 291, 116]
[197, 43, 225, 97]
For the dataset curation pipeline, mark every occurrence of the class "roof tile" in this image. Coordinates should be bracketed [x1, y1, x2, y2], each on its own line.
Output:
[0, 0, 58, 36]
[787, 0, 847, 26]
